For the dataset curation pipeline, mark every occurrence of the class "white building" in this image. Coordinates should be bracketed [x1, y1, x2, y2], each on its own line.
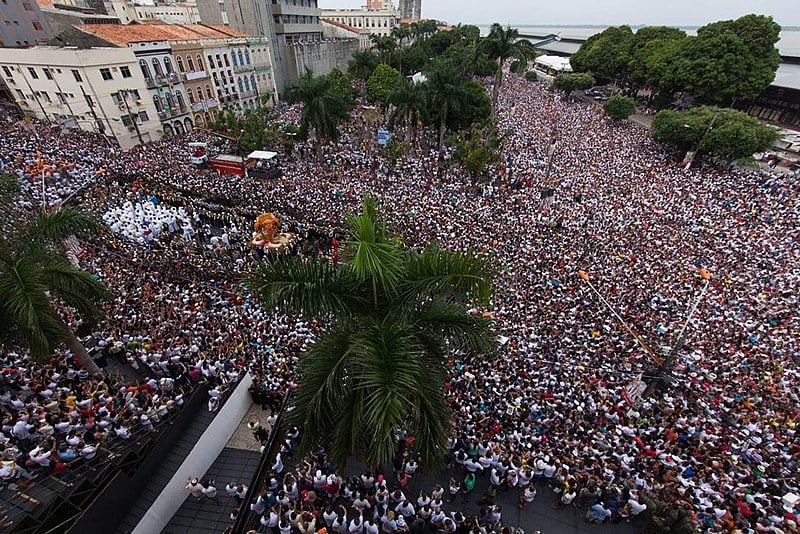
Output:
[108, 1, 201, 25]
[0, 46, 162, 149]
[320, 6, 400, 37]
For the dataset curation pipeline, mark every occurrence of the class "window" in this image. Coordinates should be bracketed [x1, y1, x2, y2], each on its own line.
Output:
[100, 68, 113, 80]
[43, 67, 52, 80]
[84, 94, 94, 107]
[187, 88, 194, 104]
[164, 57, 174, 74]
[176, 56, 184, 72]
[27, 67, 38, 79]
[21, 0, 31, 9]
[72, 69, 82, 82]
[139, 110, 149, 122]
[15, 89, 24, 100]
[207, 55, 214, 69]
[205, 85, 212, 99]
[151, 58, 163, 77]
[121, 114, 132, 126]
[56, 92, 66, 104]
[139, 59, 151, 80]
[1, 66, 11, 77]
[120, 66, 132, 78]
[32, 20, 43, 31]
[196, 54, 203, 71]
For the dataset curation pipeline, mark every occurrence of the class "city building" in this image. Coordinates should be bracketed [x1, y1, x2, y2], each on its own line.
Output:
[195, 0, 356, 90]
[0, 46, 162, 148]
[320, 5, 400, 38]
[106, 1, 201, 25]
[397, 0, 419, 21]
[0, 0, 54, 46]
[321, 18, 370, 50]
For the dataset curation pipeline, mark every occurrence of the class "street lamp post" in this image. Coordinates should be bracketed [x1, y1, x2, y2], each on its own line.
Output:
[684, 108, 722, 170]
[578, 268, 712, 400]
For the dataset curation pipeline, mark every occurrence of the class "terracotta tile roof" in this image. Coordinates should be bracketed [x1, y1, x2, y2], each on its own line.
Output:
[321, 18, 361, 33]
[74, 22, 246, 46]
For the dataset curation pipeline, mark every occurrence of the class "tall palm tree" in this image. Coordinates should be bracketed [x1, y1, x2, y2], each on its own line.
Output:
[480, 23, 530, 115]
[424, 58, 470, 153]
[284, 70, 350, 162]
[250, 196, 494, 470]
[389, 80, 429, 145]
[0, 174, 110, 374]
[370, 34, 397, 65]
[391, 25, 412, 49]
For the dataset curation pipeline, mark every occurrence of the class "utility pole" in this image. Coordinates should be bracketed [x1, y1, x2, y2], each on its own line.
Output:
[685, 108, 721, 170]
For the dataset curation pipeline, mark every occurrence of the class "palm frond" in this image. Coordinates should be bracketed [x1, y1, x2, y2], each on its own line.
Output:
[0, 261, 67, 361]
[40, 257, 110, 326]
[248, 257, 364, 319]
[402, 245, 493, 305]
[414, 299, 495, 355]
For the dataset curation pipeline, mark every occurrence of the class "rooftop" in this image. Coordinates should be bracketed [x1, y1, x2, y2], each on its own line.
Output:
[74, 22, 246, 46]
[774, 62, 800, 90]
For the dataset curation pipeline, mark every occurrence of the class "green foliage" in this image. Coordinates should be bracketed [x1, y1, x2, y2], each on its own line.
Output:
[652, 106, 779, 162]
[382, 136, 407, 166]
[570, 25, 635, 81]
[481, 24, 531, 111]
[448, 79, 491, 131]
[348, 50, 380, 80]
[0, 174, 110, 367]
[524, 70, 538, 82]
[627, 26, 687, 88]
[552, 72, 596, 95]
[284, 70, 350, 158]
[603, 94, 637, 121]
[328, 67, 356, 106]
[389, 80, 429, 140]
[366, 64, 405, 107]
[370, 34, 397, 64]
[452, 123, 502, 180]
[423, 57, 476, 149]
[249, 196, 494, 470]
[673, 14, 781, 105]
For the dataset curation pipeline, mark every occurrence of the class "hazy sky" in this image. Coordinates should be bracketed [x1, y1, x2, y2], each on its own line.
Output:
[316, 0, 798, 27]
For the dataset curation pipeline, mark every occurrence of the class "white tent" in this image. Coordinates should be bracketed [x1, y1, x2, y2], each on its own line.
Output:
[534, 55, 573, 73]
[246, 150, 278, 161]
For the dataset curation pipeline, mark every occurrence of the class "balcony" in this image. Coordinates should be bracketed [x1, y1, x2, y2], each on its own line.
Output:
[157, 72, 180, 85]
[238, 89, 256, 99]
[232, 63, 251, 73]
[158, 110, 167, 121]
[191, 99, 219, 112]
[183, 70, 208, 81]
[145, 78, 156, 89]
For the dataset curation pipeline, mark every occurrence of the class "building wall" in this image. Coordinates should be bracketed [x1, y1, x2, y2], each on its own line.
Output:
[0, 0, 53, 47]
[398, 0, 419, 21]
[0, 47, 162, 149]
[320, 8, 399, 37]
[170, 40, 218, 128]
[321, 20, 370, 50]
[284, 39, 359, 86]
[129, 40, 194, 136]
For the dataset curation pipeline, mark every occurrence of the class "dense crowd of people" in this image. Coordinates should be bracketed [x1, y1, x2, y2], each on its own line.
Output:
[1, 64, 799, 534]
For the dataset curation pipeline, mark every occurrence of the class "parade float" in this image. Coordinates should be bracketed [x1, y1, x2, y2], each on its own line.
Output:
[251, 212, 295, 251]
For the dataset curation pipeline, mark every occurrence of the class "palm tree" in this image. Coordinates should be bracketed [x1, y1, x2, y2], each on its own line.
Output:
[250, 196, 494, 470]
[284, 70, 350, 162]
[348, 50, 379, 81]
[391, 25, 412, 49]
[424, 58, 470, 153]
[0, 174, 110, 374]
[480, 23, 530, 114]
[370, 34, 397, 65]
[389, 79, 429, 145]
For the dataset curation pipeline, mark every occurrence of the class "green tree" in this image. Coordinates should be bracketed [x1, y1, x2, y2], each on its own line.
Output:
[627, 26, 687, 91]
[249, 196, 494, 470]
[480, 24, 530, 114]
[284, 70, 350, 161]
[328, 67, 356, 106]
[552, 72, 596, 96]
[371, 34, 397, 65]
[0, 175, 110, 374]
[382, 136, 407, 167]
[424, 58, 472, 152]
[652, 106, 778, 163]
[603, 94, 637, 121]
[673, 14, 781, 105]
[391, 25, 412, 48]
[570, 25, 635, 82]
[389, 79, 429, 144]
[366, 64, 405, 108]
[452, 123, 502, 181]
[446, 80, 491, 132]
[348, 50, 380, 81]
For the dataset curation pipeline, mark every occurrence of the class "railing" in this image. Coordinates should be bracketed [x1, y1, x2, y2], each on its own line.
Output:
[232, 63, 251, 73]
[157, 73, 180, 85]
[145, 78, 156, 89]
[191, 99, 218, 112]
[230, 391, 291, 534]
[238, 89, 256, 99]
[157, 110, 168, 121]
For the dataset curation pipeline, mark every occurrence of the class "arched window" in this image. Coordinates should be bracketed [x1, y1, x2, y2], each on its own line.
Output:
[238, 50, 244, 66]
[175, 90, 185, 109]
[153, 94, 163, 112]
[187, 88, 195, 104]
[205, 84, 213, 100]
[237, 78, 244, 93]
[151, 58, 164, 77]
[165, 92, 175, 110]
[232, 51, 238, 66]
[187, 55, 195, 71]
[244, 50, 250, 65]
[197, 54, 204, 71]
[250, 74, 256, 91]
[139, 59, 152, 80]
[176, 56, 185, 72]
[207, 55, 214, 69]
[164, 57, 174, 74]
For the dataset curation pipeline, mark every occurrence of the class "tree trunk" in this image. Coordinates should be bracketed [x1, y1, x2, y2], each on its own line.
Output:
[64, 325, 102, 375]
[492, 65, 503, 116]
[438, 111, 447, 155]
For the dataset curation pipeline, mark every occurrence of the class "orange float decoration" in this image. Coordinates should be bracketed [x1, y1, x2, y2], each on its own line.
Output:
[251, 212, 295, 251]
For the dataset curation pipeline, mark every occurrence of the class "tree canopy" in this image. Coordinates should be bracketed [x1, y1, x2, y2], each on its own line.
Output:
[652, 106, 779, 162]
[249, 196, 494, 470]
[603, 94, 637, 121]
[366, 64, 405, 107]
[552, 72, 596, 96]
